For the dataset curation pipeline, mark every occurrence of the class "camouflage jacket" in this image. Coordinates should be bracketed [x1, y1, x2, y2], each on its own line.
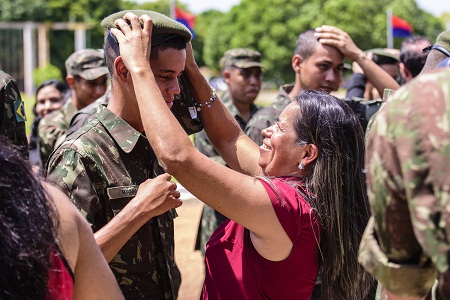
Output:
[245, 84, 293, 146]
[38, 99, 77, 168]
[359, 68, 450, 298]
[0, 71, 27, 156]
[67, 90, 110, 137]
[45, 105, 180, 299]
[194, 91, 260, 164]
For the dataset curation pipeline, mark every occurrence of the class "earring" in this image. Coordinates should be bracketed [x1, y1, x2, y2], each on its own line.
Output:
[298, 162, 304, 170]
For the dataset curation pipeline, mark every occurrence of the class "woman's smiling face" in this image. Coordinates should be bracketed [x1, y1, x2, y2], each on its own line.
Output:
[258, 102, 307, 177]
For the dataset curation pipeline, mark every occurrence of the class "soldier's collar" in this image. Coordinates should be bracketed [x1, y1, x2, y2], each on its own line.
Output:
[97, 106, 142, 153]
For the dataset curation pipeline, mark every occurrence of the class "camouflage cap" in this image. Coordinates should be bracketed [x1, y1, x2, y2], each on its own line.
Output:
[101, 10, 192, 46]
[221, 48, 263, 69]
[367, 48, 400, 65]
[65, 49, 109, 80]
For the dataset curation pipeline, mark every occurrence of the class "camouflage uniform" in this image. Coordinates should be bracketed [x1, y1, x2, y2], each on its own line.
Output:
[194, 92, 261, 254]
[46, 105, 180, 299]
[38, 48, 109, 168]
[245, 84, 293, 145]
[359, 67, 450, 299]
[67, 89, 110, 137]
[0, 70, 27, 157]
[38, 99, 78, 167]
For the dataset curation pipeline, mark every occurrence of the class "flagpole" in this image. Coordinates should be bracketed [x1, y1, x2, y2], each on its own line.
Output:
[170, 0, 175, 19]
[387, 9, 393, 48]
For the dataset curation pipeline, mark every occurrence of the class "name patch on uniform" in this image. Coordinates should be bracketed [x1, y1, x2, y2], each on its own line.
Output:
[107, 185, 139, 199]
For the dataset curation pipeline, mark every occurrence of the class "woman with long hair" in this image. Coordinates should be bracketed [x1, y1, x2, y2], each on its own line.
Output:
[113, 13, 373, 299]
[29, 79, 69, 174]
[0, 137, 123, 299]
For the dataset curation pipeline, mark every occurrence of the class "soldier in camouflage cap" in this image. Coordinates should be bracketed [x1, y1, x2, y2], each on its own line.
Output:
[346, 48, 401, 101]
[38, 48, 108, 167]
[0, 70, 27, 157]
[194, 48, 263, 255]
[220, 48, 263, 69]
[359, 67, 450, 299]
[65, 48, 109, 80]
[45, 10, 191, 299]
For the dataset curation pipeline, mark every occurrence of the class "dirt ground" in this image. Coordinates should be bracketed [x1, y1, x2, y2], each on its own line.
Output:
[174, 190, 205, 300]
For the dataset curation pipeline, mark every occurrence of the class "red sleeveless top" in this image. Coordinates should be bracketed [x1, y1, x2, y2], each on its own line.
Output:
[202, 177, 321, 299]
[46, 247, 74, 299]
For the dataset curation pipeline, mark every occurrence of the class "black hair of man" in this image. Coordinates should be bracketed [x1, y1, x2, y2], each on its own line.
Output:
[400, 35, 432, 77]
[294, 30, 320, 59]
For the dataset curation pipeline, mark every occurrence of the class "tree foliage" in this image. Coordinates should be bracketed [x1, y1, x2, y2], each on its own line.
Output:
[0, 0, 446, 85]
[199, 0, 445, 84]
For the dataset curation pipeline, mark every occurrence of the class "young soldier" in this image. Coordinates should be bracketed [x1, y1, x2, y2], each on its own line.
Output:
[45, 10, 191, 299]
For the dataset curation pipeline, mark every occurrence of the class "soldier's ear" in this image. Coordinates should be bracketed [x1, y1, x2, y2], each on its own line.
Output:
[223, 69, 232, 84]
[114, 56, 129, 81]
[65, 75, 75, 88]
[292, 54, 303, 74]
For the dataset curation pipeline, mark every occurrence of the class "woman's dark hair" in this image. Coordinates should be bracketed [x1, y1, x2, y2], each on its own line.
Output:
[293, 90, 373, 300]
[29, 80, 70, 150]
[0, 137, 59, 299]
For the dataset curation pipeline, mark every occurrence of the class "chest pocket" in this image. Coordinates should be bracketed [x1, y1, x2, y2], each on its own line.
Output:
[107, 185, 139, 216]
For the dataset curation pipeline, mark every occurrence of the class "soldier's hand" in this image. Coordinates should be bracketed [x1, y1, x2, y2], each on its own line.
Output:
[111, 12, 153, 75]
[185, 42, 198, 70]
[314, 25, 364, 62]
[131, 173, 182, 220]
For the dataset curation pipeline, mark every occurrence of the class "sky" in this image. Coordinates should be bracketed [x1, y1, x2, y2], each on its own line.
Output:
[169, 0, 450, 16]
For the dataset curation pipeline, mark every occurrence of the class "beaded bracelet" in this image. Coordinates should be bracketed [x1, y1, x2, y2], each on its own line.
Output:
[194, 86, 217, 111]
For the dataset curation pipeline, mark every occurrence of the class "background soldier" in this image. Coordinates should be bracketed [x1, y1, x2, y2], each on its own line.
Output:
[38, 48, 108, 167]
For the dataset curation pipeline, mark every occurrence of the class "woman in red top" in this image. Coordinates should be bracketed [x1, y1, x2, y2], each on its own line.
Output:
[113, 13, 374, 300]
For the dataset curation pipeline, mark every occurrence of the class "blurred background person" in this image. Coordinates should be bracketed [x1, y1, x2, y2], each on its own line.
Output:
[399, 35, 432, 83]
[29, 79, 70, 175]
[346, 48, 401, 101]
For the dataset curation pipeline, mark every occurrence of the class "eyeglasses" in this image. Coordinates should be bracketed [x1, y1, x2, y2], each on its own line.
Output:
[422, 45, 450, 57]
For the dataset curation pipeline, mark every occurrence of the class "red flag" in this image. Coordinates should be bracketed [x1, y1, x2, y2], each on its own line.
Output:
[175, 7, 196, 37]
[392, 15, 413, 37]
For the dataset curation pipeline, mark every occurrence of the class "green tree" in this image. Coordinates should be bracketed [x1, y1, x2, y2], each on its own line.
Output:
[201, 0, 444, 84]
[0, 0, 124, 76]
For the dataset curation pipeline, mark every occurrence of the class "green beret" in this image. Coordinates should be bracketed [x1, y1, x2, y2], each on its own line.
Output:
[101, 10, 192, 45]
[366, 48, 400, 65]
